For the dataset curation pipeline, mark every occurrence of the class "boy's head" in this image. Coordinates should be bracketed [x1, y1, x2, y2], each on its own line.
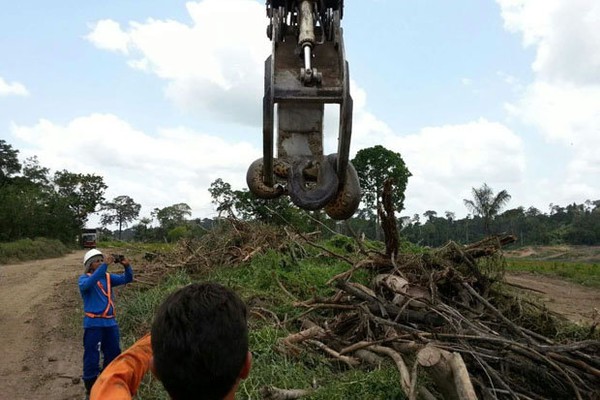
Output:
[150, 282, 250, 400]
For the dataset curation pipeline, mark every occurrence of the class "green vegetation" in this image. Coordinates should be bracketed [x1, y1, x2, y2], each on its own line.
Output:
[402, 200, 600, 247]
[1, 140, 107, 244]
[100, 195, 141, 240]
[353, 145, 411, 218]
[4, 138, 599, 397]
[112, 229, 600, 400]
[506, 259, 600, 288]
[0, 237, 70, 264]
[115, 236, 406, 400]
[463, 183, 511, 235]
[97, 240, 175, 254]
[4, 138, 600, 251]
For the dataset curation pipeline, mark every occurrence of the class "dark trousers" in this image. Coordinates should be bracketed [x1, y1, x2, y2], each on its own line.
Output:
[82, 325, 121, 382]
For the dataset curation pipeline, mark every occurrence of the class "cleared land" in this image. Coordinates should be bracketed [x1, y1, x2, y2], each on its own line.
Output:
[0, 246, 598, 398]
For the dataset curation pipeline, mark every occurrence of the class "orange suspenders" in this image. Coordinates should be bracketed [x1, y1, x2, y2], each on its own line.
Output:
[85, 273, 115, 319]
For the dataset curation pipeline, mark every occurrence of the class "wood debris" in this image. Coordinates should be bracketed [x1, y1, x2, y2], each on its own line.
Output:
[276, 180, 600, 400]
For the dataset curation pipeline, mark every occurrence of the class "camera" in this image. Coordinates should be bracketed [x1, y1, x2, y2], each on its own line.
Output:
[112, 254, 125, 263]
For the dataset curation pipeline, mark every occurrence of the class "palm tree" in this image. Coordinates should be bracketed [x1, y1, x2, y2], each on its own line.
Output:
[463, 183, 511, 235]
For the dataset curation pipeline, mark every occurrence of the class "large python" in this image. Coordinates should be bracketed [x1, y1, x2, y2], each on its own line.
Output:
[246, 154, 361, 220]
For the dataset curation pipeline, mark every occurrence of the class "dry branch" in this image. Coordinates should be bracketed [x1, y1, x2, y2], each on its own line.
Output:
[284, 223, 599, 399]
[260, 386, 314, 400]
[370, 345, 412, 395]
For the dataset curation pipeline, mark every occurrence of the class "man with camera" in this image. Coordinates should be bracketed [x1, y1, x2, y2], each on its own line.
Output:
[79, 249, 134, 398]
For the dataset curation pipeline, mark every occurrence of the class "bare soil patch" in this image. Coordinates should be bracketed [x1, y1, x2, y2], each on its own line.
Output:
[505, 272, 600, 325]
[504, 245, 600, 263]
[0, 251, 86, 400]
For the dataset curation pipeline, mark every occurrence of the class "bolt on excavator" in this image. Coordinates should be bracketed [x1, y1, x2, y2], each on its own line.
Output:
[247, 0, 361, 220]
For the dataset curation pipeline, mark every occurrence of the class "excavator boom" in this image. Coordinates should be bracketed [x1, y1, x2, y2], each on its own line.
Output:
[247, 0, 361, 220]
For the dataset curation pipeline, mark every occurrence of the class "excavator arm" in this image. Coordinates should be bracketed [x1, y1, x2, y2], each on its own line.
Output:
[247, 0, 361, 220]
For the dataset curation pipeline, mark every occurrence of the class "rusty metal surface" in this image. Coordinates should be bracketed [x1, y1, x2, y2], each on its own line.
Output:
[248, 0, 360, 219]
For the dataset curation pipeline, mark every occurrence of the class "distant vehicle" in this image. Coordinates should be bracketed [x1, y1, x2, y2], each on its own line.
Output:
[81, 229, 98, 249]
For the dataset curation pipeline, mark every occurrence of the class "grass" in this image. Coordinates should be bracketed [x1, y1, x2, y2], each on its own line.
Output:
[0, 237, 70, 264]
[98, 240, 175, 254]
[115, 241, 406, 400]
[505, 259, 600, 288]
[111, 238, 600, 398]
[240, 328, 406, 399]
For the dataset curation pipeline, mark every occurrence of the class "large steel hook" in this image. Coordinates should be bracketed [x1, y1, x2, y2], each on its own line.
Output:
[247, 0, 361, 220]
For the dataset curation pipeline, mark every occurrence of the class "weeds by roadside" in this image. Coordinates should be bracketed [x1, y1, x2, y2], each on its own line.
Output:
[506, 259, 600, 287]
[0, 237, 70, 264]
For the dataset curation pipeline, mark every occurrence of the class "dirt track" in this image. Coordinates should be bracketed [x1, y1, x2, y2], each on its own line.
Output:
[505, 272, 600, 324]
[0, 251, 599, 399]
[0, 251, 86, 400]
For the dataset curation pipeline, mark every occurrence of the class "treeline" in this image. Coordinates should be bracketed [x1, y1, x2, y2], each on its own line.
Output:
[4, 138, 600, 248]
[400, 201, 600, 247]
[0, 140, 106, 244]
[0, 140, 204, 245]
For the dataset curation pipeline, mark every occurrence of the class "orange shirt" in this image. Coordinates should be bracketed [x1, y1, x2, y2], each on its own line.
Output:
[90, 334, 153, 400]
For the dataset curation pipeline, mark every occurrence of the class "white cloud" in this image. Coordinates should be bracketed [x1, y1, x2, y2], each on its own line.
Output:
[86, 0, 268, 125]
[507, 81, 600, 147]
[496, 71, 521, 90]
[498, 0, 600, 84]
[323, 78, 526, 217]
[10, 113, 260, 219]
[498, 0, 600, 205]
[74, 0, 595, 220]
[391, 119, 525, 217]
[85, 19, 130, 54]
[0, 76, 29, 97]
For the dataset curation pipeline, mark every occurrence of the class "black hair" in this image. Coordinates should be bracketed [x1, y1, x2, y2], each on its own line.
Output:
[151, 282, 248, 400]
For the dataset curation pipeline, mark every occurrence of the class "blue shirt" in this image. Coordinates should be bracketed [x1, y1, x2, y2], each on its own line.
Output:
[79, 263, 133, 328]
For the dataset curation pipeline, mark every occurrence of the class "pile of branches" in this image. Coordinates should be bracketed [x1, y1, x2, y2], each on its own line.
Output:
[277, 235, 599, 400]
[272, 182, 599, 400]
[134, 218, 292, 287]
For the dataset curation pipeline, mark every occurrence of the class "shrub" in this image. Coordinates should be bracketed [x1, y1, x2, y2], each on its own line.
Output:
[0, 237, 69, 264]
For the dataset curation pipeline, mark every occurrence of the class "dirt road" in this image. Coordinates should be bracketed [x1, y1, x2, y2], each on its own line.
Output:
[0, 251, 85, 400]
[0, 252, 599, 399]
[505, 272, 600, 324]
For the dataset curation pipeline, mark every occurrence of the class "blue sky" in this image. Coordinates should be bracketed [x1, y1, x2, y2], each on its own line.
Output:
[2, 0, 599, 227]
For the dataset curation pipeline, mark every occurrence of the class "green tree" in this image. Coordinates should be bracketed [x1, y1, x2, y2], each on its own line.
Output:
[0, 141, 110, 243]
[152, 203, 192, 231]
[167, 225, 191, 242]
[132, 217, 155, 242]
[232, 189, 310, 228]
[423, 210, 437, 222]
[352, 145, 411, 239]
[352, 145, 411, 215]
[100, 195, 142, 239]
[53, 170, 107, 227]
[22, 156, 51, 189]
[0, 139, 21, 184]
[463, 183, 511, 235]
[208, 178, 235, 217]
